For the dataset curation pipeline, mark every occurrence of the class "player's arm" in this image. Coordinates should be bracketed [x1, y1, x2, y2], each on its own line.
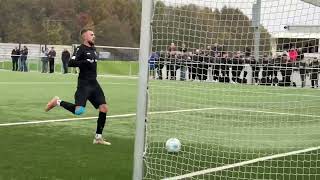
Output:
[68, 47, 88, 67]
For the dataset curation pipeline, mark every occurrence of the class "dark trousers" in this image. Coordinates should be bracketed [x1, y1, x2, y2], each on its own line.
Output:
[166, 64, 176, 80]
[267, 68, 278, 85]
[49, 58, 55, 73]
[213, 65, 220, 81]
[311, 73, 318, 88]
[156, 63, 164, 80]
[191, 64, 200, 80]
[232, 66, 243, 83]
[241, 70, 248, 83]
[311, 79, 318, 88]
[62, 60, 69, 74]
[252, 67, 260, 84]
[12, 58, 18, 71]
[300, 69, 306, 88]
[279, 68, 292, 86]
[220, 65, 229, 83]
[199, 63, 208, 81]
[284, 69, 292, 86]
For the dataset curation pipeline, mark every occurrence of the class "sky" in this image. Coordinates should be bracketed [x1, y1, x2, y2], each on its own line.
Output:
[161, 0, 320, 37]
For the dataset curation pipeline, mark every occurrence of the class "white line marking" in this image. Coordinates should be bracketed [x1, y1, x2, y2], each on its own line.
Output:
[0, 69, 138, 79]
[0, 82, 136, 86]
[217, 107, 320, 118]
[0, 108, 214, 127]
[1, 107, 319, 127]
[97, 74, 138, 79]
[163, 146, 320, 180]
[0, 113, 136, 127]
[0, 82, 77, 85]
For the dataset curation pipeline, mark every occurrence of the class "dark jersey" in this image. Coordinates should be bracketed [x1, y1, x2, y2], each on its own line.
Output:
[69, 44, 98, 80]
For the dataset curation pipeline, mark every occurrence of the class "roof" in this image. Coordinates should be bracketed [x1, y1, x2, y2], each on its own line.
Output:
[271, 32, 320, 39]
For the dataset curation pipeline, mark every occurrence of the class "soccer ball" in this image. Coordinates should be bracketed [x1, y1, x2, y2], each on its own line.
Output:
[165, 138, 181, 153]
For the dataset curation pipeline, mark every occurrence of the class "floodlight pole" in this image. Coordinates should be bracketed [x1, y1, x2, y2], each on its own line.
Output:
[252, 0, 261, 60]
[133, 0, 153, 180]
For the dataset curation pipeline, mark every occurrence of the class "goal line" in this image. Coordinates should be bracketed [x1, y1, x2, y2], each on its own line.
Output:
[163, 145, 320, 180]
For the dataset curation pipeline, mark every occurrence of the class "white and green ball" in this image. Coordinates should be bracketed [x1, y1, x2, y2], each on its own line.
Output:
[165, 138, 181, 153]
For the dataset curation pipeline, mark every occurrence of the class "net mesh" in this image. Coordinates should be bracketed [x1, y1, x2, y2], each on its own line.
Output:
[144, 0, 320, 179]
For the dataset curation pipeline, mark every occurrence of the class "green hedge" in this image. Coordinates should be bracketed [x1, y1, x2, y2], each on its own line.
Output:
[0, 60, 139, 76]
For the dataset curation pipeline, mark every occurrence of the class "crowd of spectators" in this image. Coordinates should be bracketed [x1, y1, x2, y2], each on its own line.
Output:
[149, 42, 320, 88]
[11, 46, 29, 72]
[11, 46, 70, 74]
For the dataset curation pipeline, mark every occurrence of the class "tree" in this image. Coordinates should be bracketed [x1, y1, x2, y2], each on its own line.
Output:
[152, 3, 272, 53]
[0, 0, 142, 46]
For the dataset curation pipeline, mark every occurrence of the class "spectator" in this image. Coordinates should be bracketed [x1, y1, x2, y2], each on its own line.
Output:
[260, 55, 269, 85]
[199, 47, 210, 81]
[11, 47, 19, 71]
[48, 47, 56, 73]
[167, 53, 177, 80]
[61, 49, 71, 74]
[251, 56, 260, 85]
[20, 46, 28, 72]
[41, 47, 49, 73]
[157, 52, 166, 80]
[310, 60, 319, 88]
[168, 42, 177, 57]
[148, 52, 159, 79]
[211, 43, 222, 57]
[212, 58, 220, 82]
[298, 60, 307, 88]
[279, 53, 293, 86]
[179, 43, 188, 80]
[220, 52, 230, 83]
[231, 51, 243, 83]
[166, 43, 177, 80]
[180, 43, 187, 54]
[288, 46, 298, 62]
[191, 49, 201, 81]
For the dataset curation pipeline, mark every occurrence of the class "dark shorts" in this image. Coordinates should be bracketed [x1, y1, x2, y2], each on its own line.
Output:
[75, 79, 106, 109]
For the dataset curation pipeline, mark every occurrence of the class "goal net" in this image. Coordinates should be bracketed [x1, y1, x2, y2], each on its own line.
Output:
[142, 0, 320, 179]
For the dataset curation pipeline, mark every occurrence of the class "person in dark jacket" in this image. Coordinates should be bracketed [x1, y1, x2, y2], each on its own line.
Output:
[11, 47, 20, 71]
[231, 51, 243, 83]
[48, 47, 56, 73]
[61, 49, 71, 74]
[220, 52, 230, 83]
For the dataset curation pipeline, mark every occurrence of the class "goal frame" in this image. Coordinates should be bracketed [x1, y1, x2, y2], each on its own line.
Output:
[133, 0, 153, 180]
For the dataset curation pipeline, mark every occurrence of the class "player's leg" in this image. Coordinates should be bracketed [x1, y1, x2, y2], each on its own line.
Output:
[45, 86, 88, 115]
[89, 83, 111, 145]
[45, 96, 84, 115]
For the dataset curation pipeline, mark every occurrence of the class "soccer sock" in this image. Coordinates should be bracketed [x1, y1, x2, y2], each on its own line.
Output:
[60, 101, 76, 114]
[96, 111, 107, 135]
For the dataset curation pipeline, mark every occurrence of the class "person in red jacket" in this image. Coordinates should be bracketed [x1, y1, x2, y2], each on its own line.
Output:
[288, 46, 298, 62]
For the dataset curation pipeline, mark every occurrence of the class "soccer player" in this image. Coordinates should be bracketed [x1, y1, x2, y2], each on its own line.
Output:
[45, 29, 111, 145]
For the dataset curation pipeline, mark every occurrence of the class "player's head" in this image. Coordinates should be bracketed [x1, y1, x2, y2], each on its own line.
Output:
[81, 28, 95, 46]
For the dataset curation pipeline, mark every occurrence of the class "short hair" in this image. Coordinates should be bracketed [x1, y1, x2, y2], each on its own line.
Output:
[80, 28, 93, 36]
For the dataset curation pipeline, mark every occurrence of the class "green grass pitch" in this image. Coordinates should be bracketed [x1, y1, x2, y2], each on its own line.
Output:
[0, 71, 137, 180]
[0, 70, 319, 180]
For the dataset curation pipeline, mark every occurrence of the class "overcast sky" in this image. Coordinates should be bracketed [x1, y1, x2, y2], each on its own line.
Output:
[161, 0, 320, 34]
